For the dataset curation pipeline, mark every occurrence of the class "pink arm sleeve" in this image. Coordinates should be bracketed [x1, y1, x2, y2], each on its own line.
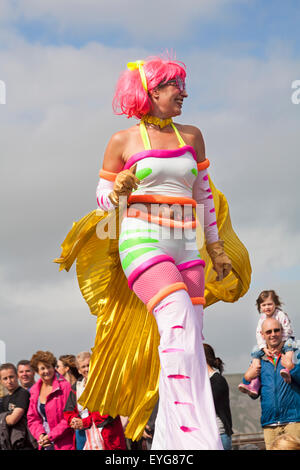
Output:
[47, 384, 73, 443]
[193, 168, 219, 244]
[47, 418, 70, 443]
[27, 398, 45, 440]
[96, 178, 116, 211]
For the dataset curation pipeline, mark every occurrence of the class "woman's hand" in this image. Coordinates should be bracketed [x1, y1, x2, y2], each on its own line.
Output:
[108, 164, 139, 205]
[70, 417, 84, 430]
[38, 433, 52, 447]
[142, 425, 153, 440]
[206, 240, 232, 281]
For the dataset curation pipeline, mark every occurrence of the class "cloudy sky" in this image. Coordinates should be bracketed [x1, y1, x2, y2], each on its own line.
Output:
[0, 0, 299, 373]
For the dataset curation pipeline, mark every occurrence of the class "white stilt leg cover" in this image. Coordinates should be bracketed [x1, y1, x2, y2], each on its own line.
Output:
[151, 289, 223, 450]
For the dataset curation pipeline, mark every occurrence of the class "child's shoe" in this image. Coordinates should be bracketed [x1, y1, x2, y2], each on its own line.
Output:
[280, 368, 291, 383]
[238, 377, 260, 398]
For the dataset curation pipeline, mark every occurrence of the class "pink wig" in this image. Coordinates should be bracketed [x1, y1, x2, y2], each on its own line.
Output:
[112, 55, 186, 120]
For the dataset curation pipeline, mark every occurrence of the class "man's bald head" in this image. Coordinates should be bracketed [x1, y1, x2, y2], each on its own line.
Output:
[261, 318, 283, 349]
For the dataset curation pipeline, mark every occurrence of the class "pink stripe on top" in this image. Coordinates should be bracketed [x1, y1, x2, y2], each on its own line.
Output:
[123, 146, 197, 170]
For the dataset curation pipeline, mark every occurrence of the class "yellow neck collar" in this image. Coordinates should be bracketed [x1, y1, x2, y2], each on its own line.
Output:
[142, 115, 173, 129]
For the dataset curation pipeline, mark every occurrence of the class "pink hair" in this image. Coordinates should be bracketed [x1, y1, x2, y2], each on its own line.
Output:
[112, 55, 186, 120]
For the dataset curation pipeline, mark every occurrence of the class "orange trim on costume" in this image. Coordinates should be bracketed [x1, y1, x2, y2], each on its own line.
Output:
[147, 282, 188, 313]
[126, 209, 197, 229]
[191, 297, 206, 306]
[99, 169, 118, 182]
[128, 194, 197, 207]
[197, 159, 210, 171]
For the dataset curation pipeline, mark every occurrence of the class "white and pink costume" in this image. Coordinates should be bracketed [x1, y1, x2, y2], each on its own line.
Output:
[96, 121, 223, 450]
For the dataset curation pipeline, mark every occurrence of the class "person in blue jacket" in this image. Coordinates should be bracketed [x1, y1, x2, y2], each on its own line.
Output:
[242, 317, 300, 450]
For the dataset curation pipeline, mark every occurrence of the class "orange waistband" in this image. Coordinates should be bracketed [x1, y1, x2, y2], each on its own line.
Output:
[126, 208, 197, 229]
[128, 194, 197, 207]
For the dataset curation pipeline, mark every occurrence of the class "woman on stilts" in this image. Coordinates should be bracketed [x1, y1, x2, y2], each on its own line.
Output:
[55, 54, 251, 449]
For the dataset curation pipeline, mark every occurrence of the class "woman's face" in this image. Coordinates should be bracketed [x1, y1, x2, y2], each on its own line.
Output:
[151, 78, 188, 118]
[56, 360, 68, 377]
[77, 357, 90, 379]
[37, 362, 55, 383]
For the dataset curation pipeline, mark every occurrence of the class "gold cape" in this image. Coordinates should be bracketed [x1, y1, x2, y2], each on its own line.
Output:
[54, 176, 251, 440]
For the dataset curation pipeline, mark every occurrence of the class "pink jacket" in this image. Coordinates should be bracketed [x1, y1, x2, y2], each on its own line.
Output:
[27, 373, 75, 450]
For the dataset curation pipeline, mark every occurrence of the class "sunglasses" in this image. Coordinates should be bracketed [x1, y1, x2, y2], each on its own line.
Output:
[264, 328, 281, 335]
[157, 76, 186, 93]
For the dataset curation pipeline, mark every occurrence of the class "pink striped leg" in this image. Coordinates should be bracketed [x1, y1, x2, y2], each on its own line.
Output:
[180, 263, 205, 340]
[151, 289, 223, 450]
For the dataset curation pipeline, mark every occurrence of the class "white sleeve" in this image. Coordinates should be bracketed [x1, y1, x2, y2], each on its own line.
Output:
[276, 310, 294, 341]
[193, 168, 219, 244]
[96, 178, 116, 211]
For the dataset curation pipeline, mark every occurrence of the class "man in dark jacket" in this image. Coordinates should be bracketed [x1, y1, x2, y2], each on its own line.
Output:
[242, 318, 300, 450]
[0, 363, 37, 450]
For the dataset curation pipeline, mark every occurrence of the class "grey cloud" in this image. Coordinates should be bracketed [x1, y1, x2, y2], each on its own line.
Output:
[0, 0, 238, 40]
[1, 33, 299, 371]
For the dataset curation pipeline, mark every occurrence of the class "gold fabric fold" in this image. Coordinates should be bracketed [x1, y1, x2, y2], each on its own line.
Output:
[202, 176, 252, 306]
[54, 176, 251, 440]
[54, 208, 160, 440]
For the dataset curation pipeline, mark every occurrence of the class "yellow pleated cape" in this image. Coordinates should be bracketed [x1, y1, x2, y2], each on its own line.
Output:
[54, 176, 251, 440]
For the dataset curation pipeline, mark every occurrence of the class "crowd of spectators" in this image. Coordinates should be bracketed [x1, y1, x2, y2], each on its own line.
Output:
[0, 351, 126, 450]
[1, 328, 300, 451]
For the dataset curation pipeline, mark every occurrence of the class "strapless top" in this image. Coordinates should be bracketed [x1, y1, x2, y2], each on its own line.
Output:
[123, 146, 198, 199]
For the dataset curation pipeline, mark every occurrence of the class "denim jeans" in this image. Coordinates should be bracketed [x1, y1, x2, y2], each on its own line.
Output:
[220, 433, 232, 450]
[75, 429, 87, 450]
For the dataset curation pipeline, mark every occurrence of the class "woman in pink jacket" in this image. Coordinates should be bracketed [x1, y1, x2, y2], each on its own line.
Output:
[27, 350, 75, 450]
